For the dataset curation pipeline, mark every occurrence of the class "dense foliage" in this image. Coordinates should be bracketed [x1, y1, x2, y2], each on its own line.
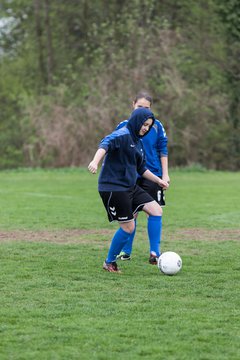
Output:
[0, 0, 239, 170]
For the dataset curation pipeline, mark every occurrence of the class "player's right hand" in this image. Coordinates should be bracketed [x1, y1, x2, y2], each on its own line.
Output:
[88, 161, 98, 174]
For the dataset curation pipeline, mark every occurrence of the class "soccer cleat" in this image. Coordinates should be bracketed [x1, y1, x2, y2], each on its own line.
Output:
[103, 261, 121, 273]
[116, 251, 131, 261]
[149, 252, 159, 265]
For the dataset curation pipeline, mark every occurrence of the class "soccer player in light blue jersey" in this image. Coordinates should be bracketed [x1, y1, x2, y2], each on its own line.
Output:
[117, 92, 170, 264]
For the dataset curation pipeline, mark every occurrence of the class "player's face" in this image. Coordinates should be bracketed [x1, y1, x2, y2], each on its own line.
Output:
[133, 98, 151, 109]
[139, 118, 153, 136]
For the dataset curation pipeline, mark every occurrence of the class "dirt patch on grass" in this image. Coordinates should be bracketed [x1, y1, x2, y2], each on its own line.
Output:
[0, 229, 113, 244]
[169, 228, 240, 242]
[0, 228, 239, 244]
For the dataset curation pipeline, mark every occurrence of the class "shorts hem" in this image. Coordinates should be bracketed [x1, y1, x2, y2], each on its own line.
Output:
[133, 200, 155, 214]
[109, 218, 134, 223]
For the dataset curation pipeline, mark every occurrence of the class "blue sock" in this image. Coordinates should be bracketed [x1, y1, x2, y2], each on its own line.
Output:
[122, 219, 136, 255]
[148, 215, 162, 257]
[106, 227, 131, 263]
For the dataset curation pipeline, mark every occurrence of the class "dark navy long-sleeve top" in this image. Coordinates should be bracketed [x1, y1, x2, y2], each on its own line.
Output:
[97, 108, 155, 191]
[116, 119, 168, 177]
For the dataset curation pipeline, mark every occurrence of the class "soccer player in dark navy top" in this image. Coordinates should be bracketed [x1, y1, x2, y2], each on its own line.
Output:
[116, 92, 170, 264]
[88, 107, 169, 273]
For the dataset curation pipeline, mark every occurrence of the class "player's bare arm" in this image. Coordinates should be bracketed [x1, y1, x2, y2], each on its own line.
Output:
[88, 148, 106, 174]
[161, 156, 170, 188]
[142, 169, 169, 189]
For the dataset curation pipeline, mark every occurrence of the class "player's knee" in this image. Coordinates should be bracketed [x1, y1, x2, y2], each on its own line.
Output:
[156, 204, 163, 216]
[126, 223, 135, 234]
[143, 201, 162, 216]
[120, 221, 135, 234]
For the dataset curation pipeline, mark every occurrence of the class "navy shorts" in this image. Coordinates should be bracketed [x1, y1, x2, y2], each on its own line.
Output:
[136, 177, 166, 206]
[99, 185, 155, 223]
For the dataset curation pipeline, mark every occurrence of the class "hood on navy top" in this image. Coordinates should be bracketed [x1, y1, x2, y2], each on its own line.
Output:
[126, 107, 155, 143]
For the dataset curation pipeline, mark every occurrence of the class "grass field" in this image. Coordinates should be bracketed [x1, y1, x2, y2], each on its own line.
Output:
[0, 168, 239, 359]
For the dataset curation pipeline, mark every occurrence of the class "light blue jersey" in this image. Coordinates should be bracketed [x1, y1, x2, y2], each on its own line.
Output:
[116, 119, 168, 176]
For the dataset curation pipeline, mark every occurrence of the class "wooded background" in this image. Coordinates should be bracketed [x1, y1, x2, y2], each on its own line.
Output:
[0, 0, 239, 170]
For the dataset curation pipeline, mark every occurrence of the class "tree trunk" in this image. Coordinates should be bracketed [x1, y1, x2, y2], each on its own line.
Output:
[34, 0, 47, 87]
[44, 0, 54, 85]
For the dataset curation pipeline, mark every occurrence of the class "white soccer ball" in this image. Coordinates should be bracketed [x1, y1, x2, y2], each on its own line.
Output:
[158, 251, 182, 275]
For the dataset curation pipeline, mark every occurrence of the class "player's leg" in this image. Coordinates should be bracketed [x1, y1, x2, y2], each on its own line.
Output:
[142, 200, 163, 264]
[104, 220, 134, 267]
[99, 190, 135, 272]
[117, 215, 138, 260]
[117, 178, 151, 260]
[136, 178, 165, 263]
[131, 185, 162, 264]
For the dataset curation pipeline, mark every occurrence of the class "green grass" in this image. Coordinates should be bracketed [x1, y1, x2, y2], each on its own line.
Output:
[0, 168, 240, 359]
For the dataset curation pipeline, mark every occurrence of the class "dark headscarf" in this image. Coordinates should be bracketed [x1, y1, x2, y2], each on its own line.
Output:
[127, 108, 155, 143]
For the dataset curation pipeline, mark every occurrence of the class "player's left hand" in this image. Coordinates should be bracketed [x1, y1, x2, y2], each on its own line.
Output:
[162, 175, 170, 190]
[159, 179, 169, 189]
